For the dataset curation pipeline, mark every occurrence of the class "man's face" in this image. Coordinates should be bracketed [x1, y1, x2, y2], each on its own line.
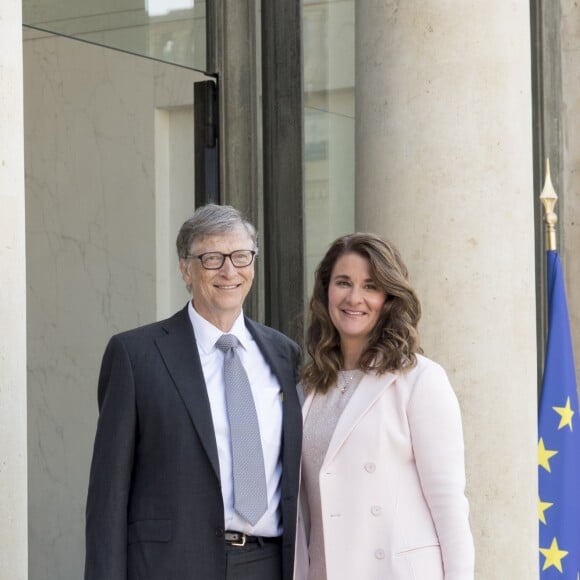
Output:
[180, 226, 255, 330]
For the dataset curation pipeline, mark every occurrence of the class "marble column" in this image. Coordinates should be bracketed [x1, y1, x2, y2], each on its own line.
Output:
[356, 3, 537, 578]
[0, 1, 28, 579]
[561, 0, 580, 383]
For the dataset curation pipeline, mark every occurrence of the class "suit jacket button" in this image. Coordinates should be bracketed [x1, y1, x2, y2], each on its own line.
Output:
[215, 527, 224, 537]
[364, 462, 376, 473]
[375, 549, 385, 560]
[371, 505, 382, 516]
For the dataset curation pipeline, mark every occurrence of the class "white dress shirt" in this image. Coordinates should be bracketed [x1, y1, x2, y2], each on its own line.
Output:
[187, 301, 284, 536]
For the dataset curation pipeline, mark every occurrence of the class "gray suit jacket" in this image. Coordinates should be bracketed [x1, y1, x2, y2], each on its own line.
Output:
[85, 305, 302, 580]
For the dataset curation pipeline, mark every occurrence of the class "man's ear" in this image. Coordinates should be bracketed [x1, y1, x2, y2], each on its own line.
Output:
[179, 259, 191, 283]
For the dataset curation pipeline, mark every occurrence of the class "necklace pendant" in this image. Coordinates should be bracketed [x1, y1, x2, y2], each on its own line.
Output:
[338, 372, 355, 394]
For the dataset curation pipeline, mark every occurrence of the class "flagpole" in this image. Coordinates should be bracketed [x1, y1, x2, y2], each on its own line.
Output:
[540, 158, 558, 251]
[538, 158, 580, 578]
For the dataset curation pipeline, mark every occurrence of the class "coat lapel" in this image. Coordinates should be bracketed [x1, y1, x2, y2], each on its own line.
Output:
[155, 306, 221, 480]
[321, 371, 397, 467]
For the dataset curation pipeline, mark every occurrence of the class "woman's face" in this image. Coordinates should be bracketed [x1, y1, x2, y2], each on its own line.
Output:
[328, 252, 387, 348]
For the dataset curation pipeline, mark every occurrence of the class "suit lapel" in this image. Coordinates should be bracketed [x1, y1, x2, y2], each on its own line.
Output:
[246, 317, 303, 527]
[245, 318, 296, 394]
[155, 306, 221, 480]
[322, 371, 397, 467]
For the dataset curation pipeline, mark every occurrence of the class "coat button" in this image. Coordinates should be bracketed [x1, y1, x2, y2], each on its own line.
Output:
[371, 505, 382, 516]
[375, 549, 385, 560]
[215, 527, 224, 537]
[364, 462, 376, 473]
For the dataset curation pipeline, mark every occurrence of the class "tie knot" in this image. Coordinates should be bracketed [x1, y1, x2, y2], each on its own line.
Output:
[215, 334, 239, 352]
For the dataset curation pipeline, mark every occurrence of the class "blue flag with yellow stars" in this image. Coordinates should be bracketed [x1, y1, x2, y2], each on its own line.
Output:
[538, 250, 580, 578]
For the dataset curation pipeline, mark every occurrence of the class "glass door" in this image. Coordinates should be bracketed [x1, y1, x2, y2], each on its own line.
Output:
[23, 0, 209, 72]
[303, 0, 355, 301]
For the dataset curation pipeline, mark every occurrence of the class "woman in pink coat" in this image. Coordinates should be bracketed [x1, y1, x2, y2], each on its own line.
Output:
[295, 233, 474, 580]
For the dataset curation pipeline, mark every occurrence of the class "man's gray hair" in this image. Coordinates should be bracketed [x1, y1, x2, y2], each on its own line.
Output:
[176, 204, 257, 259]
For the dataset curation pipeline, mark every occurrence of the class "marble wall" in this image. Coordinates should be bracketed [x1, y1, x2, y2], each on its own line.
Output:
[24, 33, 203, 579]
[0, 2, 28, 579]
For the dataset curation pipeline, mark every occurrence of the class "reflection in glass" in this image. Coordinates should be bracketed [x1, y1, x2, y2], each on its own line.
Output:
[23, 0, 207, 71]
[303, 0, 355, 301]
[147, 0, 194, 17]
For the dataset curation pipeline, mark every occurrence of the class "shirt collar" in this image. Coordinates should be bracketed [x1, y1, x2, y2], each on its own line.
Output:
[187, 301, 250, 354]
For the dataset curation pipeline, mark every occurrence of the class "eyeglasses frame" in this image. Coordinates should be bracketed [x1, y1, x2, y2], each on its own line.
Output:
[185, 249, 257, 270]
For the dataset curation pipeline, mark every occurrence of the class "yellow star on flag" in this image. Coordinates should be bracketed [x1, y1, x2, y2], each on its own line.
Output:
[539, 537, 568, 572]
[538, 438, 558, 472]
[538, 496, 553, 525]
[553, 396, 575, 431]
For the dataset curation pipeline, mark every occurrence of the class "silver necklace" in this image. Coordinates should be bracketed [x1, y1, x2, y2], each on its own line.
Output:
[337, 371, 357, 394]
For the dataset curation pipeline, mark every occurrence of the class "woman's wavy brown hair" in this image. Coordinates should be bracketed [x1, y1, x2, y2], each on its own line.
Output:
[302, 233, 422, 393]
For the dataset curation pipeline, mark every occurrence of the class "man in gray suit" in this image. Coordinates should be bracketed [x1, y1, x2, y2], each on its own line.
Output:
[85, 204, 302, 580]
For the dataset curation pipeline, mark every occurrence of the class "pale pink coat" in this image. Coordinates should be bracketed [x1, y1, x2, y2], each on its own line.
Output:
[294, 355, 474, 580]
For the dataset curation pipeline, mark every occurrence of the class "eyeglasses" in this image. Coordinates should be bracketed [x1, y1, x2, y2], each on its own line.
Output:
[186, 250, 257, 270]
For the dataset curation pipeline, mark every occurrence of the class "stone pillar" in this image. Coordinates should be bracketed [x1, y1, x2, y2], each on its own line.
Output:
[0, 1, 28, 579]
[561, 0, 580, 382]
[356, 3, 537, 578]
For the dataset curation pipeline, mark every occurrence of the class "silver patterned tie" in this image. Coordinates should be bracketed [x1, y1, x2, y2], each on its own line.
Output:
[215, 334, 268, 526]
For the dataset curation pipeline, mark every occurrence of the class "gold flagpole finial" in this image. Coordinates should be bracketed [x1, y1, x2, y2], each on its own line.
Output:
[540, 158, 558, 251]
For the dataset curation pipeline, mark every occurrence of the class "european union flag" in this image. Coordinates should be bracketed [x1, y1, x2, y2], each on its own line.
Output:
[539, 250, 580, 578]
